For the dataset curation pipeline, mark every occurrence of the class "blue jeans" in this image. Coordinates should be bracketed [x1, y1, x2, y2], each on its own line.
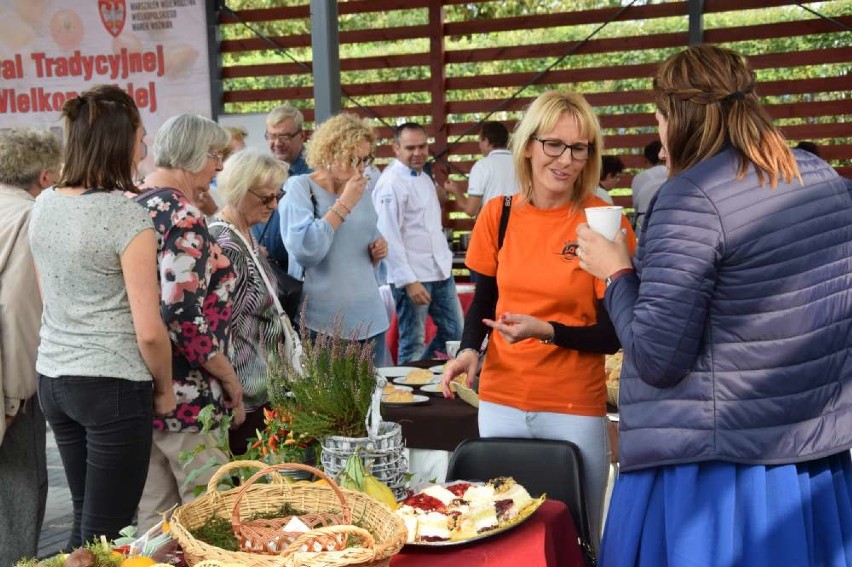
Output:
[393, 277, 463, 363]
[479, 400, 610, 553]
[38, 375, 153, 549]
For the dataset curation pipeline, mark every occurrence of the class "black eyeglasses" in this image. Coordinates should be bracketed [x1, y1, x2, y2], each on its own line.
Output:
[531, 136, 594, 161]
[249, 188, 284, 206]
[350, 154, 375, 167]
[264, 129, 302, 143]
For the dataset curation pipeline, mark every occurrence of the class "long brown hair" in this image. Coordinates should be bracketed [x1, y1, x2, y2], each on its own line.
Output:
[653, 44, 799, 187]
[58, 84, 141, 193]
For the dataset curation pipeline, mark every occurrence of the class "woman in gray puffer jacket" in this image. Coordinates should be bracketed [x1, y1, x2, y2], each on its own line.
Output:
[579, 45, 852, 567]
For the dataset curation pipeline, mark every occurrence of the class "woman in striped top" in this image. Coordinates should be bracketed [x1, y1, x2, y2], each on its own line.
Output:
[209, 149, 289, 455]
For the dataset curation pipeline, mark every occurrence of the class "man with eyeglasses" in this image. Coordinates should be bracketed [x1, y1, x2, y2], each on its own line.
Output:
[251, 104, 314, 304]
[373, 122, 463, 363]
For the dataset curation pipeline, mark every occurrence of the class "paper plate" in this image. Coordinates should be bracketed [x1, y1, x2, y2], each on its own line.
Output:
[376, 366, 421, 378]
[429, 364, 446, 373]
[393, 375, 441, 386]
[419, 383, 444, 395]
[381, 394, 430, 407]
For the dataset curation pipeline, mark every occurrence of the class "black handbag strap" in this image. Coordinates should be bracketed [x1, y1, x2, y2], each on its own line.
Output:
[497, 195, 511, 250]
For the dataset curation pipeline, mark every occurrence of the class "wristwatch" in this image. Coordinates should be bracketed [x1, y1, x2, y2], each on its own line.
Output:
[605, 268, 635, 288]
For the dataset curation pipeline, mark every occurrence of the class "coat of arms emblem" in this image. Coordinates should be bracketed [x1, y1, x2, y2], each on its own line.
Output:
[99, 0, 126, 38]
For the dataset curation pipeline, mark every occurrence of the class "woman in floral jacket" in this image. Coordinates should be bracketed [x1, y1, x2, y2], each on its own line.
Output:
[134, 113, 244, 531]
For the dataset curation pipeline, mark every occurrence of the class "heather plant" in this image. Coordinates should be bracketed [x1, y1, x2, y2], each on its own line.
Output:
[269, 315, 377, 440]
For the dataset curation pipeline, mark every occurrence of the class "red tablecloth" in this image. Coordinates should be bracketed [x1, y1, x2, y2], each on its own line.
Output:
[387, 284, 474, 364]
[390, 500, 584, 567]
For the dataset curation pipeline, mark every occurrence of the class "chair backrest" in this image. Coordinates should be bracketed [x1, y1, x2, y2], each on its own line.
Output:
[446, 437, 591, 547]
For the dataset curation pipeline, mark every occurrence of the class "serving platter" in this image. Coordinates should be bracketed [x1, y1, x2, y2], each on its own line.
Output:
[400, 481, 545, 547]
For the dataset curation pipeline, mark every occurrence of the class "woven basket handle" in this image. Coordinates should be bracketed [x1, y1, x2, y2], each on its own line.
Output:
[282, 524, 377, 556]
[205, 459, 286, 495]
[230, 462, 352, 532]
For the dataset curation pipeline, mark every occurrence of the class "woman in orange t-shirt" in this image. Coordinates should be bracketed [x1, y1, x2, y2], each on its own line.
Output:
[442, 90, 634, 552]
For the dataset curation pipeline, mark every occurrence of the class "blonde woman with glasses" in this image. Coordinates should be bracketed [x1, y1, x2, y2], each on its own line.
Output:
[279, 113, 389, 365]
[441, 90, 635, 554]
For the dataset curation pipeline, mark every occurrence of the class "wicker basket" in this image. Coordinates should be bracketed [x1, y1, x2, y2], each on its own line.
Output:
[321, 422, 408, 499]
[170, 461, 407, 567]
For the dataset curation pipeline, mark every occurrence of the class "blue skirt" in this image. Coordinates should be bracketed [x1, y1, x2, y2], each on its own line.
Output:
[600, 452, 852, 567]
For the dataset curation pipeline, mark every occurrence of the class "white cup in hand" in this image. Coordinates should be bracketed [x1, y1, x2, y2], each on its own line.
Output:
[445, 340, 461, 358]
[585, 206, 623, 241]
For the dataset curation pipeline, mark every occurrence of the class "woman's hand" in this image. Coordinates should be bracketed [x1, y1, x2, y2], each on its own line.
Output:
[483, 313, 553, 344]
[230, 401, 246, 429]
[153, 387, 177, 417]
[576, 224, 633, 280]
[442, 349, 478, 399]
[339, 171, 368, 211]
[369, 237, 388, 264]
[218, 374, 245, 426]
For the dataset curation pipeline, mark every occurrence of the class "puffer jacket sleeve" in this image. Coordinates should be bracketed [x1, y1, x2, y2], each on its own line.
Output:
[604, 175, 724, 388]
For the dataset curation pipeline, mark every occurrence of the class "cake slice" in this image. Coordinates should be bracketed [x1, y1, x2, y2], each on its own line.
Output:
[417, 511, 451, 542]
[454, 502, 499, 539]
[420, 484, 458, 507]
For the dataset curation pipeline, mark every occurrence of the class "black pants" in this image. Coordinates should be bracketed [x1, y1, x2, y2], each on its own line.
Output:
[0, 396, 47, 565]
[38, 375, 153, 549]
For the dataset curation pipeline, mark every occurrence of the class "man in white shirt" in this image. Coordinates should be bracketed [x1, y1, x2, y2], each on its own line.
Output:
[631, 140, 668, 230]
[595, 155, 624, 204]
[444, 121, 518, 216]
[374, 123, 463, 363]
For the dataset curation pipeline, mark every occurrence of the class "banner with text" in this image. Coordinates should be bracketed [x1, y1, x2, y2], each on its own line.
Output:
[0, 0, 212, 174]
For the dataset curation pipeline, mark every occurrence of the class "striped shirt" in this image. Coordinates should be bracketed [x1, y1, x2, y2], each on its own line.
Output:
[209, 221, 283, 412]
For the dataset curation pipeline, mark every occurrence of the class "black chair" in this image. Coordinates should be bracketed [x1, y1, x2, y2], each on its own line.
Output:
[446, 437, 594, 564]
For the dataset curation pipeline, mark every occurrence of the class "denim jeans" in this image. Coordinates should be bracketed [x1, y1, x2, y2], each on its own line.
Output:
[392, 277, 463, 363]
[38, 375, 153, 549]
[479, 400, 610, 553]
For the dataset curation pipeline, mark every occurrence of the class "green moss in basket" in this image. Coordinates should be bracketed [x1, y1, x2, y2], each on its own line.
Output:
[189, 515, 240, 551]
[269, 315, 377, 440]
[189, 505, 308, 551]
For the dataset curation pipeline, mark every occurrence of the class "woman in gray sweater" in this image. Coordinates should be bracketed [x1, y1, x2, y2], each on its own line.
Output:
[29, 85, 174, 549]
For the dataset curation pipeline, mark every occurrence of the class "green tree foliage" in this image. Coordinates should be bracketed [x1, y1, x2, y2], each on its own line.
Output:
[217, 0, 851, 172]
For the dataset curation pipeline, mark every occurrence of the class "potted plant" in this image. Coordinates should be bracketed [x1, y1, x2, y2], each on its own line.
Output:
[268, 320, 408, 497]
[241, 407, 318, 480]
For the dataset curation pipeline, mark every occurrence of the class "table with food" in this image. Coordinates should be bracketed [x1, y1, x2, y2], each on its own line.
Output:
[20, 345, 582, 567]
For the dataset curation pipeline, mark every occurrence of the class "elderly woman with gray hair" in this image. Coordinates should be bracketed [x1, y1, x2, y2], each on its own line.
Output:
[134, 113, 245, 530]
[208, 148, 291, 455]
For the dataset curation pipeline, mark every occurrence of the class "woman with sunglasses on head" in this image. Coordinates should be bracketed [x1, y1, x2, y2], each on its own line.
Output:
[441, 90, 635, 554]
[133, 113, 245, 531]
[578, 45, 852, 566]
[208, 149, 292, 454]
[279, 113, 389, 365]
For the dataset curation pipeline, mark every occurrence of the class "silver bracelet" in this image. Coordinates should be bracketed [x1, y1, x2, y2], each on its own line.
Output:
[456, 347, 480, 359]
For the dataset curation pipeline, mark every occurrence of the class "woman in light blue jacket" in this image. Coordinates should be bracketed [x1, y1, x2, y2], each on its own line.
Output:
[279, 113, 389, 365]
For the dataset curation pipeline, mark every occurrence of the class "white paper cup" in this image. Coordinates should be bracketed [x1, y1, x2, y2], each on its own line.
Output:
[445, 340, 461, 358]
[585, 206, 624, 241]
